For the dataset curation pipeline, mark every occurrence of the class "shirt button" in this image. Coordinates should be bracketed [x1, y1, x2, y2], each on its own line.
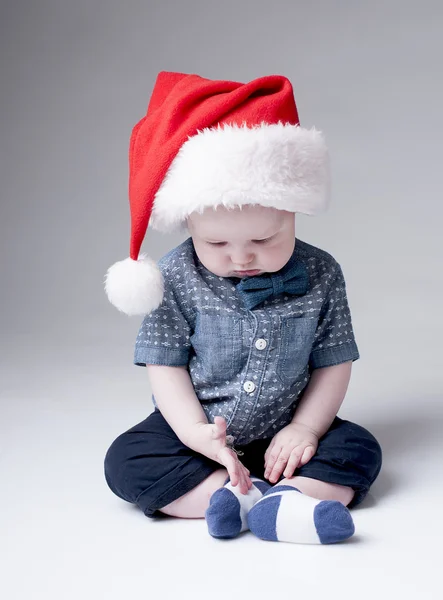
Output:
[243, 380, 256, 393]
[255, 338, 267, 350]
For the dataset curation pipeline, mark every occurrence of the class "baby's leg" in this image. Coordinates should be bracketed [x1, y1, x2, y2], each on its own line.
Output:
[160, 469, 228, 518]
[248, 418, 382, 544]
[285, 477, 354, 505]
[104, 409, 220, 518]
[104, 410, 268, 530]
[161, 469, 270, 538]
[248, 481, 355, 544]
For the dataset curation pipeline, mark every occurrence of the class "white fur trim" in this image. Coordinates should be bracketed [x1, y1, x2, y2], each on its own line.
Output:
[105, 255, 164, 316]
[150, 122, 330, 233]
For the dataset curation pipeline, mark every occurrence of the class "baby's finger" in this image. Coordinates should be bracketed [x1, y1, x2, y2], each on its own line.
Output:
[283, 447, 303, 479]
[238, 470, 249, 495]
[213, 416, 227, 438]
[267, 452, 289, 484]
[232, 464, 249, 494]
[241, 465, 252, 491]
[233, 460, 246, 492]
[232, 460, 251, 494]
[221, 449, 239, 486]
[264, 440, 275, 468]
[264, 445, 281, 480]
[299, 445, 316, 466]
[228, 464, 239, 488]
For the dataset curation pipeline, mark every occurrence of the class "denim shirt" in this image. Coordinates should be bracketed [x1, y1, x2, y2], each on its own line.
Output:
[134, 237, 359, 445]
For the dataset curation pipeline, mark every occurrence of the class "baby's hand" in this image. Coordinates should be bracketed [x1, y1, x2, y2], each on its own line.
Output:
[264, 422, 319, 484]
[189, 417, 252, 494]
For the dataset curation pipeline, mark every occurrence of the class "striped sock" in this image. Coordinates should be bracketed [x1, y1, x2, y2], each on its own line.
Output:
[248, 485, 355, 544]
[205, 477, 270, 539]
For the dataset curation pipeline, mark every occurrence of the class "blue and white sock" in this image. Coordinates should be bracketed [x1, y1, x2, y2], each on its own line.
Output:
[248, 485, 355, 544]
[205, 477, 271, 539]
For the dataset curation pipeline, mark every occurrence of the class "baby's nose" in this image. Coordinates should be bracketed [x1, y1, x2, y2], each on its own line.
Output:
[231, 252, 254, 267]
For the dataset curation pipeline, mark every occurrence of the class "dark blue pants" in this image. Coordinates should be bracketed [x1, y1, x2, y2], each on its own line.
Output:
[104, 409, 382, 517]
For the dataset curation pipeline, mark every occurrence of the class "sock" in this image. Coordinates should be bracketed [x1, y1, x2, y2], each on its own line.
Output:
[205, 477, 270, 539]
[247, 485, 355, 545]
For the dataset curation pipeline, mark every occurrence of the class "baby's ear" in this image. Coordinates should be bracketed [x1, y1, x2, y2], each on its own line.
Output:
[181, 219, 191, 234]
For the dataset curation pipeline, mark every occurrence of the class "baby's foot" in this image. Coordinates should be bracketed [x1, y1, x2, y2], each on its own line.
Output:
[205, 477, 270, 539]
[248, 485, 355, 544]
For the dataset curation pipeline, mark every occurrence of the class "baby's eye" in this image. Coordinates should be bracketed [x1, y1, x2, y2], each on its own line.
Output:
[207, 241, 226, 246]
[253, 237, 272, 244]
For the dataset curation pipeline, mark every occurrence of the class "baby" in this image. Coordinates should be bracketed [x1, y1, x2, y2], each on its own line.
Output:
[104, 71, 382, 544]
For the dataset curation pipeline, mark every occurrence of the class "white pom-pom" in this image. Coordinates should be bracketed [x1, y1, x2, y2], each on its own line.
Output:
[105, 254, 164, 316]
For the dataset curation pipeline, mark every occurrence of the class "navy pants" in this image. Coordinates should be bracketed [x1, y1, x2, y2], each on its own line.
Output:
[104, 409, 382, 517]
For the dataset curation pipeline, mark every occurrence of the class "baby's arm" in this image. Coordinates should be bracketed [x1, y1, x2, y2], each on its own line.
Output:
[146, 365, 251, 493]
[146, 364, 208, 446]
[291, 361, 352, 437]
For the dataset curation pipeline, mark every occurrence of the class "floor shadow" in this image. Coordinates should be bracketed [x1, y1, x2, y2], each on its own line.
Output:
[353, 472, 397, 511]
[353, 400, 443, 507]
[364, 408, 443, 458]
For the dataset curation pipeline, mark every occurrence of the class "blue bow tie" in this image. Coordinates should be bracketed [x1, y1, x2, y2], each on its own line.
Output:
[236, 259, 309, 310]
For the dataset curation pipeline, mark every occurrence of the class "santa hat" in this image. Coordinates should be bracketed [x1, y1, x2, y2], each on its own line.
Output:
[105, 71, 330, 316]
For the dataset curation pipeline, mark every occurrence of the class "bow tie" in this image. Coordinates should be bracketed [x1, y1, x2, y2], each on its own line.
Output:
[236, 259, 309, 310]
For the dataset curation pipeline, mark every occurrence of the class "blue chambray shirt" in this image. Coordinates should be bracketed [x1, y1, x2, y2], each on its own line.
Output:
[134, 237, 359, 445]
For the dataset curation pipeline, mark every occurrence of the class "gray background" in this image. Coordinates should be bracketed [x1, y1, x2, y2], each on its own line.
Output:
[1, 1, 442, 599]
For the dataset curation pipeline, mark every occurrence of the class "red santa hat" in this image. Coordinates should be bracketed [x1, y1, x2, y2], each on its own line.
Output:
[105, 71, 330, 316]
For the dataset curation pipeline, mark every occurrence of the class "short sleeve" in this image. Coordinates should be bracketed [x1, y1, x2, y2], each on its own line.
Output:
[309, 263, 360, 369]
[134, 263, 192, 367]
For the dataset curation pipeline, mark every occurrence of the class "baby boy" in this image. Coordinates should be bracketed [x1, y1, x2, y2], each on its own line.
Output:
[104, 71, 382, 544]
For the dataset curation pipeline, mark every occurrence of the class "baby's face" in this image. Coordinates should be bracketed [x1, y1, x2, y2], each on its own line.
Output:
[186, 204, 296, 278]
